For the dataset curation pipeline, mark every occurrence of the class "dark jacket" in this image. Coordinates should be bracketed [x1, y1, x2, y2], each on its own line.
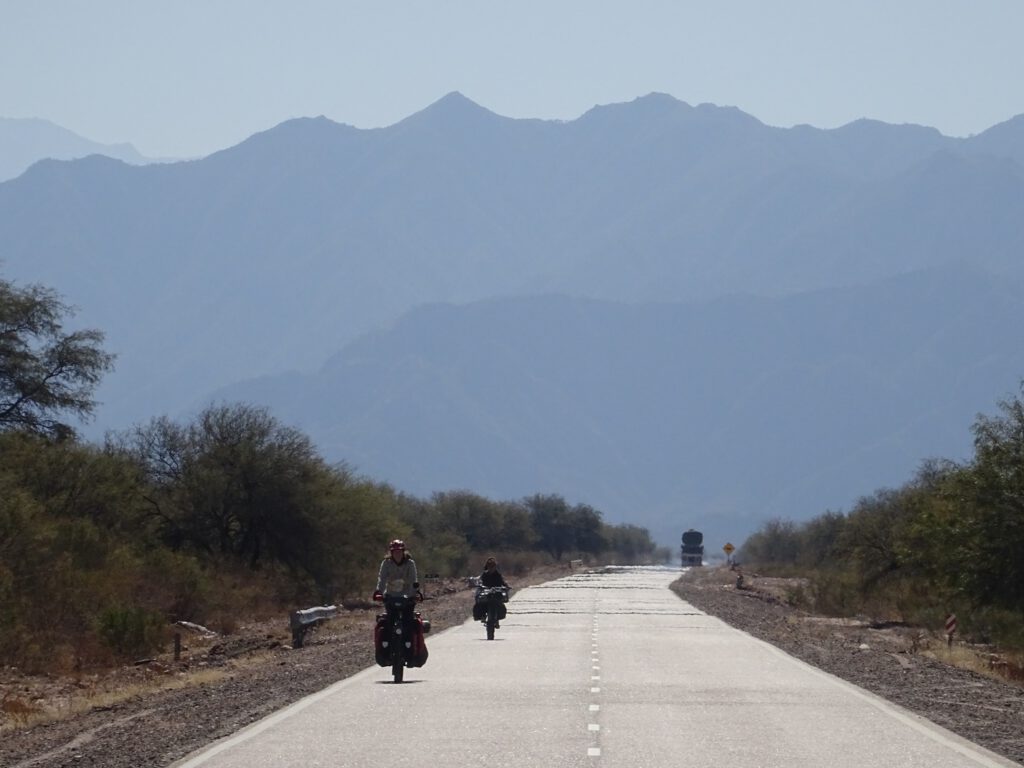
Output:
[480, 568, 508, 588]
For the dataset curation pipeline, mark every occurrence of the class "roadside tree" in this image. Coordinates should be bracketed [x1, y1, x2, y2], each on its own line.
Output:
[0, 278, 114, 438]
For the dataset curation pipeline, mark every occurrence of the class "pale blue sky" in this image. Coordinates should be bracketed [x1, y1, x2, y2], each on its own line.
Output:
[3, 1, 1022, 158]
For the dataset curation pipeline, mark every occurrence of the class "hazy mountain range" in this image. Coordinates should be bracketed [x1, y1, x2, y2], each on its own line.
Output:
[0, 117, 166, 182]
[2, 92, 1023, 548]
[210, 266, 1024, 548]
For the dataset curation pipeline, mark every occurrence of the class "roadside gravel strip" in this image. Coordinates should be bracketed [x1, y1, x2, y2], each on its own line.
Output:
[672, 567, 1024, 766]
[3, 565, 1022, 767]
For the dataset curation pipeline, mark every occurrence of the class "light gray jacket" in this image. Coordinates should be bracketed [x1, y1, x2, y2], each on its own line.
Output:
[376, 556, 419, 597]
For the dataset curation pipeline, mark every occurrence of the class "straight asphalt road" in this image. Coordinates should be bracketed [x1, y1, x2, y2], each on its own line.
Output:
[173, 567, 1018, 768]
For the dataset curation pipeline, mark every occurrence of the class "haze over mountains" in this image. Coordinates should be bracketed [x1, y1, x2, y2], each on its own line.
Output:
[0, 117, 163, 182]
[3, 92, 1023, 547]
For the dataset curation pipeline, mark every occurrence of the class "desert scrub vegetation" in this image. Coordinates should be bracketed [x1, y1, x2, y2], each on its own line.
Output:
[739, 382, 1024, 661]
[0, 272, 665, 676]
[1, 422, 666, 675]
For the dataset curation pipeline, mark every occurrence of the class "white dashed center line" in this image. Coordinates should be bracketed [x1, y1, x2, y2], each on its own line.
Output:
[588, 612, 602, 760]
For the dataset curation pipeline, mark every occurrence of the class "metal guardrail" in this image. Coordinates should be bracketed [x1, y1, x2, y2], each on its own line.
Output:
[289, 605, 338, 648]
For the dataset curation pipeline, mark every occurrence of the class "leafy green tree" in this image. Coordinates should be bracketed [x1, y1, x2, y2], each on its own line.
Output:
[0, 472, 46, 664]
[117, 404, 323, 565]
[293, 473, 406, 599]
[431, 490, 505, 550]
[570, 503, 607, 555]
[741, 518, 800, 565]
[795, 511, 845, 569]
[525, 493, 576, 560]
[0, 429, 146, 537]
[603, 523, 658, 563]
[0, 278, 114, 438]
[952, 385, 1024, 612]
[882, 460, 960, 587]
[113, 404, 403, 598]
[0, 432, 160, 669]
[837, 489, 911, 591]
[498, 501, 536, 551]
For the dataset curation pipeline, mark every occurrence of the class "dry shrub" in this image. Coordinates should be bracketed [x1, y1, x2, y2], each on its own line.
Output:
[794, 571, 861, 616]
[185, 561, 307, 635]
[1, 635, 94, 677]
[923, 643, 1023, 687]
[135, 549, 211, 622]
[1, 694, 42, 725]
[1004, 654, 1024, 683]
[204, 613, 239, 636]
[97, 606, 166, 659]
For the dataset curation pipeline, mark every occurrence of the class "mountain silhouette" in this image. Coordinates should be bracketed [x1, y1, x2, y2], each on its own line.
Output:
[2, 93, 1023, 545]
[0, 116, 162, 182]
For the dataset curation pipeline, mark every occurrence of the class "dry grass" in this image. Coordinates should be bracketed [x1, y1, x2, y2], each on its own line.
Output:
[924, 643, 1024, 685]
[0, 667, 230, 733]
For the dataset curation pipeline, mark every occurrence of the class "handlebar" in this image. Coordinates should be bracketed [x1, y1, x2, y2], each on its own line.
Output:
[377, 592, 423, 604]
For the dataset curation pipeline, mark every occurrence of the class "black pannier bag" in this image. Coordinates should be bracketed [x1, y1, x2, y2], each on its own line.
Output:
[373, 614, 389, 666]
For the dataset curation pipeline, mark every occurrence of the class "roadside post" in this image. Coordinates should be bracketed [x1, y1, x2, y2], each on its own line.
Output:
[945, 613, 957, 648]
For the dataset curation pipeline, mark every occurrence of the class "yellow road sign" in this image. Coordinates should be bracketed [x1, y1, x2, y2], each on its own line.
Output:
[723, 542, 735, 554]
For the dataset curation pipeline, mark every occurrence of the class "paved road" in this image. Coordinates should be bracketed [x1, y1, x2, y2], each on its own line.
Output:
[173, 567, 1018, 768]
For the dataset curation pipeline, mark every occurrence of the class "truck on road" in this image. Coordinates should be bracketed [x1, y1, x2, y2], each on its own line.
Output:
[681, 529, 704, 567]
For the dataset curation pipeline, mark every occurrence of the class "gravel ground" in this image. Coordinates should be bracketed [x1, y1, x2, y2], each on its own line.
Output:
[3, 565, 1022, 767]
[672, 566, 1024, 766]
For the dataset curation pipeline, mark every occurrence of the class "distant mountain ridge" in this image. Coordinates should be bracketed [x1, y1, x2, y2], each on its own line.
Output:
[210, 264, 1024, 548]
[0, 116, 166, 182]
[1, 93, 1023, 546]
